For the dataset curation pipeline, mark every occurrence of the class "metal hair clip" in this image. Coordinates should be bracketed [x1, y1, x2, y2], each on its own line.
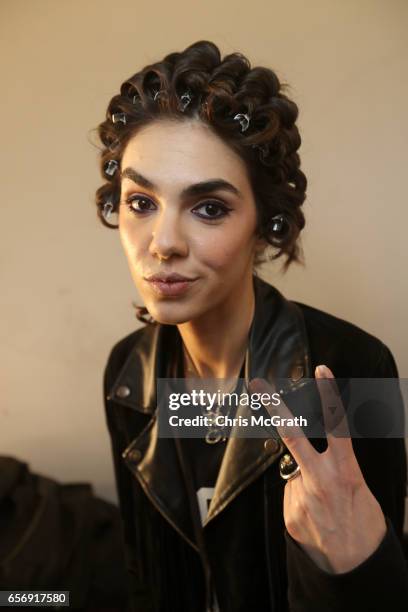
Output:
[104, 159, 119, 177]
[102, 198, 114, 220]
[179, 90, 193, 112]
[111, 112, 127, 125]
[153, 89, 164, 101]
[233, 112, 250, 132]
[271, 214, 285, 233]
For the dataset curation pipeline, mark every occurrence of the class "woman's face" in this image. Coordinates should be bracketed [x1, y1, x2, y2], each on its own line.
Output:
[119, 118, 263, 325]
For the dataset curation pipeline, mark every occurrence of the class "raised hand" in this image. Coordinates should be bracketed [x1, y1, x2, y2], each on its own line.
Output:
[248, 365, 387, 574]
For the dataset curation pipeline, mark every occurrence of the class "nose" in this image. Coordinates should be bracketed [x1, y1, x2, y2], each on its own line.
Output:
[148, 209, 189, 261]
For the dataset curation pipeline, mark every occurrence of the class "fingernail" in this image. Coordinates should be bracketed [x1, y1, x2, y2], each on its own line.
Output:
[316, 365, 339, 395]
[315, 365, 333, 378]
[248, 377, 267, 393]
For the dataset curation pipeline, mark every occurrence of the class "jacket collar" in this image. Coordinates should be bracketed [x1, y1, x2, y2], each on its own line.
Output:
[108, 275, 312, 549]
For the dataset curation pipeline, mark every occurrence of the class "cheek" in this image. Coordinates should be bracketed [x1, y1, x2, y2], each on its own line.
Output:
[192, 220, 257, 271]
[119, 222, 145, 267]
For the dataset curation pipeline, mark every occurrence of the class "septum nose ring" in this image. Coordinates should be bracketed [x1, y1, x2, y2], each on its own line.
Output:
[152, 232, 170, 264]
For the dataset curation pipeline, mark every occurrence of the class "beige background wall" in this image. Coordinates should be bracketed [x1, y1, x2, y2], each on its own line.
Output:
[1, 0, 407, 525]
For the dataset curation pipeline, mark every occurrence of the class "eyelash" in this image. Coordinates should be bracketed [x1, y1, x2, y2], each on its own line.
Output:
[122, 195, 232, 221]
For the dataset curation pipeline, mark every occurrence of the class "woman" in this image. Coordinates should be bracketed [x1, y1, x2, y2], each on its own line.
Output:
[95, 41, 408, 611]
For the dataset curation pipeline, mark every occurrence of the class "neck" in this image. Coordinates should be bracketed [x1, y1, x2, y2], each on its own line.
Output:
[177, 274, 256, 379]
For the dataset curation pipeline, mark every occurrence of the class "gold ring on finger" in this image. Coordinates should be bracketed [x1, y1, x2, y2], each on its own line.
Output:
[279, 453, 301, 481]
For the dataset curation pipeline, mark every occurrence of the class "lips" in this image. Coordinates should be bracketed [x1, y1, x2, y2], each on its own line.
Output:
[144, 275, 198, 297]
[145, 273, 197, 282]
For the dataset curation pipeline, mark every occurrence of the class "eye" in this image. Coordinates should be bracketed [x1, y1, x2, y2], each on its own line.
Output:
[192, 200, 232, 221]
[124, 195, 156, 215]
[122, 195, 232, 221]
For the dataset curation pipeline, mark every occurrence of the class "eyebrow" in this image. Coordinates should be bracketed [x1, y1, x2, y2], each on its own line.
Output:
[120, 167, 243, 199]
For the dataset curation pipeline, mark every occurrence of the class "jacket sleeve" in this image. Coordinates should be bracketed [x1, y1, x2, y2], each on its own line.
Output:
[285, 343, 408, 612]
[103, 344, 155, 612]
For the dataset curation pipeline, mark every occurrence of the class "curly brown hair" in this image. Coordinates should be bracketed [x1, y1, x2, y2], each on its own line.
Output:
[93, 40, 307, 323]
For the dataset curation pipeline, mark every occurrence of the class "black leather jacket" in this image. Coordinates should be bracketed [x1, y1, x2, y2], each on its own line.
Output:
[104, 275, 408, 612]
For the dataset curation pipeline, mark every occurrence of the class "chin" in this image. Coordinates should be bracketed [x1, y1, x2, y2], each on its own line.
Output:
[147, 301, 201, 325]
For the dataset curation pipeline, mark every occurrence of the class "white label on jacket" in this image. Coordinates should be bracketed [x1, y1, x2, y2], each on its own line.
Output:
[197, 486, 215, 525]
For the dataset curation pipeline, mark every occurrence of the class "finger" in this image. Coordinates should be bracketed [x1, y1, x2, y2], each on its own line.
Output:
[283, 469, 292, 517]
[315, 365, 354, 461]
[283, 472, 305, 541]
[248, 377, 318, 469]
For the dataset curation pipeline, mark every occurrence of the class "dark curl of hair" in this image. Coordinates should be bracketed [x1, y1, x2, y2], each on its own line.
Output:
[93, 40, 307, 324]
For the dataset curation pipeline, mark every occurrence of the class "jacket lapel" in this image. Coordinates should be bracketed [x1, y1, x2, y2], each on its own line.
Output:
[205, 276, 312, 524]
[109, 323, 200, 550]
[108, 275, 312, 548]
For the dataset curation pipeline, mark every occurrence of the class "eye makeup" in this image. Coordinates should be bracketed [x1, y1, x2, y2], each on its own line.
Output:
[122, 194, 233, 222]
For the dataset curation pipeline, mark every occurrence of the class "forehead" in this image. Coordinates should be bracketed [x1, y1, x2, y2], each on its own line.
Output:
[121, 118, 250, 187]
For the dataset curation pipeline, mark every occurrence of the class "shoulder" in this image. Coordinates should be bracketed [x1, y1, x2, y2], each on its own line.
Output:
[294, 300, 382, 348]
[293, 301, 398, 377]
[103, 324, 155, 395]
